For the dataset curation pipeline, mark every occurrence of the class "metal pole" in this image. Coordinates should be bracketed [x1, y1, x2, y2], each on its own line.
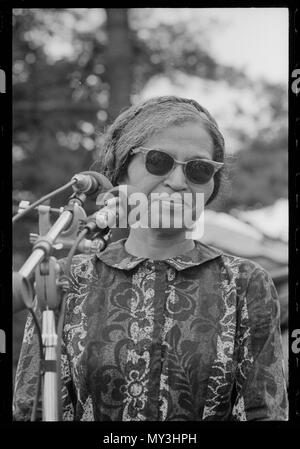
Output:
[19, 210, 73, 279]
[42, 310, 58, 421]
[16, 209, 73, 421]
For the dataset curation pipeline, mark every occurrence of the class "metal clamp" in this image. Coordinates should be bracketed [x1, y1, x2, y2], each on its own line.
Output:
[35, 257, 63, 311]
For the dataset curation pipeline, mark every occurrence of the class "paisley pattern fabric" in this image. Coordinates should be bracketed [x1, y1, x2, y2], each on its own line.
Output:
[13, 239, 288, 421]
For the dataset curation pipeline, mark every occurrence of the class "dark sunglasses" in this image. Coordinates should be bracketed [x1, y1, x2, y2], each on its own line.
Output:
[130, 147, 223, 185]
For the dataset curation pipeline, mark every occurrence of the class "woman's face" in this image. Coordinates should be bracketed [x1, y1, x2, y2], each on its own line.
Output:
[122, 121, 215, 231]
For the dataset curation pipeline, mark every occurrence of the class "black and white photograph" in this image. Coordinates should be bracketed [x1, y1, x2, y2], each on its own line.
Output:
[10, 7, 292, 426]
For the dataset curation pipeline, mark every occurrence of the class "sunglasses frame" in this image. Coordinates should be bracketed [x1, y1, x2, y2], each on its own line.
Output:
[130, 147, 224, 184]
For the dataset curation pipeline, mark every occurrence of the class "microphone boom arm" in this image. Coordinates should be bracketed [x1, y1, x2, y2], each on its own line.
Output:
[19, 208, 73, 280]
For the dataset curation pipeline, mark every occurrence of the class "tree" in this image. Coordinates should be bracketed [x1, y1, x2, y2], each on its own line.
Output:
[105, 9, 132, 120]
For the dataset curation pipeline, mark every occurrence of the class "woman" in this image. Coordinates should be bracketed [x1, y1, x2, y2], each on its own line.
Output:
[14, 96, 288, 421]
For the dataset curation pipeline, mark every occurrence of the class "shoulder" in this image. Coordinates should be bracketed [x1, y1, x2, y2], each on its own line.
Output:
[58, 253, 99, 285]
[192, 240, 273, 288]
[58, 254, 101, 317]
[219, 250, 272, 281]
[208, 247, 277, 300]
[218, 252, 279, 325]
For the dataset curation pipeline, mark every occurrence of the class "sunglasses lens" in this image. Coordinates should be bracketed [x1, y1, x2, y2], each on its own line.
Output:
[186, 160, 215, 184]
[146, 150, 174, 175]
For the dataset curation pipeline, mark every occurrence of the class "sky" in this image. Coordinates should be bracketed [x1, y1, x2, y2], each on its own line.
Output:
[148, 8, 288, 84]
[203, 8, 288, 84]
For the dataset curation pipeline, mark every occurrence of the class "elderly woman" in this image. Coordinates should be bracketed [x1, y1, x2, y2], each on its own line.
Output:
[14, 96, 288, 421]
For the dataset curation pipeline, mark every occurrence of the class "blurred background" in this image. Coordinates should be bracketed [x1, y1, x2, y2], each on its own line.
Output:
[12, 8, 288, 381]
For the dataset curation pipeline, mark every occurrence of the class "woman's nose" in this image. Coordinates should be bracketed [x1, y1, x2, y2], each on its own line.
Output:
[164, 163, 188, 190]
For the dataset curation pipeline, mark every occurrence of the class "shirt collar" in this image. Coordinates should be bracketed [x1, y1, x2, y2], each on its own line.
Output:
[96, 238, 223, 271]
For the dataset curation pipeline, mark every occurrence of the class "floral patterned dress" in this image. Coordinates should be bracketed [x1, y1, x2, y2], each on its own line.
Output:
[13, 239, 288, 421]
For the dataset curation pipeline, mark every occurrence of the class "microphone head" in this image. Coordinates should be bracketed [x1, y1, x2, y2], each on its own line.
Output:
[96, 185, 137, 207]
[95, 185, 137, 229]
[72, 171, 113, 196]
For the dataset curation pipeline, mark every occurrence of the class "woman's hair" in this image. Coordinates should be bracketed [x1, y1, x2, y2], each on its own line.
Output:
[96, 96, 226, 204]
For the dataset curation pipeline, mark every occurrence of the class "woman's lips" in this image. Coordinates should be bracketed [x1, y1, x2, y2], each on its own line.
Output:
[153, 199, 191, 209]
[160, 199, 184, 204]
[151, 196, 186, 204]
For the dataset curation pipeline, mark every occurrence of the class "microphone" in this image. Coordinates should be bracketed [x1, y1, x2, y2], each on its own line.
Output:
[71, 171, 113, 196]
[84, 185, 134, 232]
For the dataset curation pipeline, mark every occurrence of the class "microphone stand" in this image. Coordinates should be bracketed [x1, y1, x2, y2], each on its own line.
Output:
[13, 193, 108, 421]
